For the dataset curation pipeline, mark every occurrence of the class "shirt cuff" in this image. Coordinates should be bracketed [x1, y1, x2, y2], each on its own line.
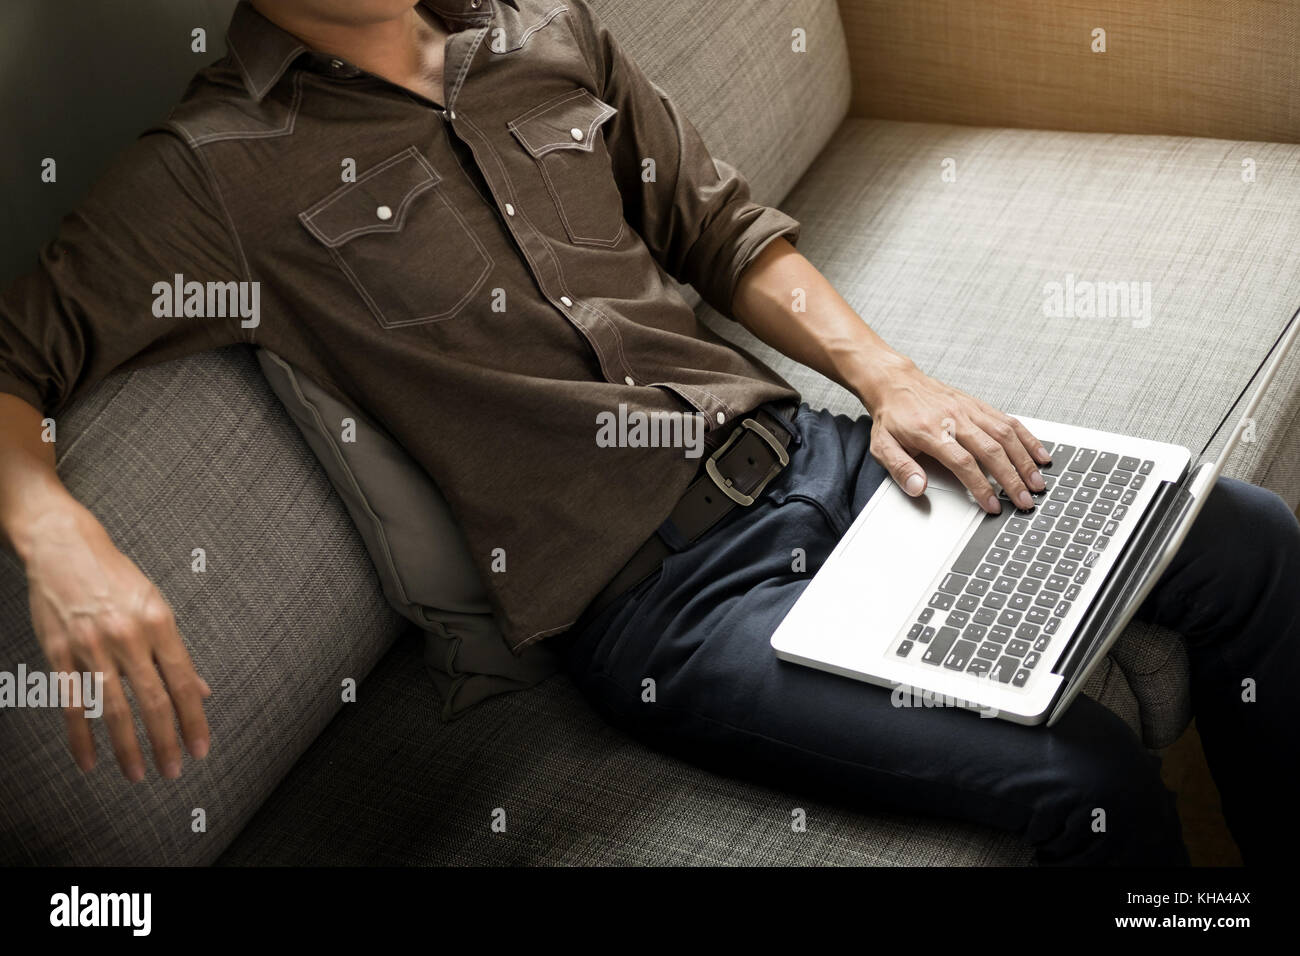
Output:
[688, 198, 802, 320]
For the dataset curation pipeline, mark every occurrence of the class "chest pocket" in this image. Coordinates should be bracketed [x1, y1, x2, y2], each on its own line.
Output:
[299, 147, 492, 329]
[507, 89, 624, 247]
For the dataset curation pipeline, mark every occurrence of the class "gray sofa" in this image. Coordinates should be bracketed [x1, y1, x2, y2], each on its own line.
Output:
[2, 0, 1298, 865]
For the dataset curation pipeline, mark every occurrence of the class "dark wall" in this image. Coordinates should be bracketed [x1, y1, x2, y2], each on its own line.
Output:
[0, 0, 241, 285]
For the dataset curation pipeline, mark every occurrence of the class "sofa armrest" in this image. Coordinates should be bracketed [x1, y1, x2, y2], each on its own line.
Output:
[0, 347, 406, 864]
[838, 0, 1300, 143]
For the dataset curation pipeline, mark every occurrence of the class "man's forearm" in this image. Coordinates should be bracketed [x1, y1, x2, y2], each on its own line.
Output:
[0, 393, 79, 562]
[729, 237, 915, 413]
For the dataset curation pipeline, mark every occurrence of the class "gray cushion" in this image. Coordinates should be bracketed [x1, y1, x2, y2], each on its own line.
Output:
[254, 349, 557, 718]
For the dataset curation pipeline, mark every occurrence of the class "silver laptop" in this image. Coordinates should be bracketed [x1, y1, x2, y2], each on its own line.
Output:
[771, 305, 1300, 725]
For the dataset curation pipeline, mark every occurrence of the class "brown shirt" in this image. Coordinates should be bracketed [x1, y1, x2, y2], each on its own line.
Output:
[0, 0, 802, 650]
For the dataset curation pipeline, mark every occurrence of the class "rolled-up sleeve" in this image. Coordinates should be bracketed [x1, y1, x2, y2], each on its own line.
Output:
[568, 0, 802, 318]
[0, 130, 246, 415]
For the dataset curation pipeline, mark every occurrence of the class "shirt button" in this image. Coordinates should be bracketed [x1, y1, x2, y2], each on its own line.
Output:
[716, 412, 726, 425]
[560, 295, 573, 307]
[470, 0, 482, 7]
[570, 127, 584, 141]
[624, 375, 635, 386]
[504, 203, 515, 216]
[448, 109, 456, 120]
[329, 58, 344, 70]
[376, 205, 393, 221]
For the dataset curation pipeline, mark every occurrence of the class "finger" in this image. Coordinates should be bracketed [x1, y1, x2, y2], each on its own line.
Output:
[977, 413, 1045, 494]
[120, 651, 184, 780]
[151, 624, 211, 760]
[86, 648, 146, 783]
[919, 428, 1002, 514]
[957, 420, 1035, 511]
[47, 642, 96, 772]
[871, 426, 927, 496]
[972, 401, 1052, 466]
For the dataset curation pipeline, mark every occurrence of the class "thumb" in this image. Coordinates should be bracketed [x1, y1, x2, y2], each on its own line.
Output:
[874, 427, 927, 496]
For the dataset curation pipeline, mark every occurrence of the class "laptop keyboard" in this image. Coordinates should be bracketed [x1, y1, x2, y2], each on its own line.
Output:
[892, 442, 1154, 689]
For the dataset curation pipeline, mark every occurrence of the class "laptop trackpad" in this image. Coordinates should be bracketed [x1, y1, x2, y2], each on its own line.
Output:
[830, 480, 980, 644]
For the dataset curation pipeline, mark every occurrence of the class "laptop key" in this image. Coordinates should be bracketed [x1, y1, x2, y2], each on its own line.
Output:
[908, 623, 923, 639]
[977, 641, 1001, 660]
[1057, 516, 1079, 533]
[1044, 618, 1061, 635]
[996, 533, 1019, 550]
[947, 610, 970, 628]
[1033, 635, 1052, 652]
[1046, 574, 1069, 591]
[998, 609, 1022, 627]
[991, 657, 1018, 683]
[1130, 474, 1146, 490]
[1043, 445, 1075, 473]
[918, 607, 934, 623]
[976, 563, 999, 580]
[1092, 452, 1118, 474]
[922, 626, 960, 664]
[1059, 472, 1081, 488]
[1050, 486, 1073, 502]
[1056, 559, 1078, 575]
[1012, 668, 1032, 688]
[1119, 455, 1140, 472]
[896, 640, 914, 657]
[993, 576, 1017, 593]
[1016, 622, 1040, 642]
[1065, 501, 1088, 518]
[1026, 607, 1050, 625]
[1110, 470, 1131, 486]
[966, 657, 992, 676]
[989, 625, 1012, 643]
[1091, 499, 1114, 515]
[1094, 535, 1110, 552]
[1024, 651, 1041, 669]
[1065, 544, 1088, 560]
[956, 594, 980, 612]
[965, 578, 989, 596]
[1112, 505, 1128, 521]
[1064, 585, 1080, 601]
[943, 640, 978, 670]
[1046, 531, 1070, 549]
[1035, 591, 1059, 608]
[1074, 568, 1090, 585]
[1121, 489, 1137, 505]
[1031, 515, 1055, 531]
[1005, 560, 1028, 577]
[962, 623, 988, 643]
[973, 607, 997, 626]
[1017, 578, 1041, 595]
[1006, 639, 1030, 657]
[1008, 593, 1031, 611]
[1100, 484, 1122, 500]
[950, 511, 1010, 575]
[1139, 460, 1154, 475]
[983, 591, 1007, 609]
[929, 592, 954, 610]
[1082, 472, 1105, 489]
[1037, 546, 1062, 563]
[939, 573, 968, 594]
[1028, 562, 1051, 579]
[1074, 488, 1096, 503]
[1068, 448, 1097, 472]
[1082, 514, 1105, 531]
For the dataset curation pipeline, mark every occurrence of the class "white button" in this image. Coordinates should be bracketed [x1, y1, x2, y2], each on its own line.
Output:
[716, 412, 726, 424]
[448, 110, 456, 120]
[504, 203, 515, 216]
[376, 205, 393, 221]
[560, 296, 573, 307]
[570, 127, 584, 141]
[470, 0, 482, 7]
[624, 376, 635, 386]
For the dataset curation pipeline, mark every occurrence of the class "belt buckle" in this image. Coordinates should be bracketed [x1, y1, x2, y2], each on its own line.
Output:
[704, 416, 790, 507]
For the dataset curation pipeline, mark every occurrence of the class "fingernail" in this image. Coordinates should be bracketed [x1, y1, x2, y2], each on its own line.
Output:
[1017, 491, 1034, 510]
[1036, 445, 1050, 462]
[128, 764, 145, 783]
[1029, 470, 1045, 490]
[985, 495, 1001, 514]
[904, 474, 925, 495]
[191, 738, 210, 760]
[76, 755, 95, 773]
[163, 760, 181, 779]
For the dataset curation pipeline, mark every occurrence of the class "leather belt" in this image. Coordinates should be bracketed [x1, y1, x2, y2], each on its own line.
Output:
[585, 401, 798, 621]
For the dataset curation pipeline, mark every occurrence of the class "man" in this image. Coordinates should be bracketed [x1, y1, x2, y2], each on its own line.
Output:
[0, 0, 1295, 864]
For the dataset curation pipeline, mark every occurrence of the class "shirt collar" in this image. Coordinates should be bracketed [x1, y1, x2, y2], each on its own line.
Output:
[226, 0, 518, 103]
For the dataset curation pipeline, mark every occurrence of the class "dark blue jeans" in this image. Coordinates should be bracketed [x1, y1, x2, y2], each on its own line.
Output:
[553, 404, 1300, 864]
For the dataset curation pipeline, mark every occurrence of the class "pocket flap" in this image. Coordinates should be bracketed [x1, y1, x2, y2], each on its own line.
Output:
[300, 147, 440, 248]
[507, 89, 617, 158]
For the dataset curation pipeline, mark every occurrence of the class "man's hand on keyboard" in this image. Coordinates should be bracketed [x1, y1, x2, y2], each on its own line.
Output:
[861, 362, 1051, 514]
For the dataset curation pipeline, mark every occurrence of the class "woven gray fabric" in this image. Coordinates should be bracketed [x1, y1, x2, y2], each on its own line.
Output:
[705, 119, 1300, 506]
[218, 636, 1035, 866]
[0, 347, 406, 865]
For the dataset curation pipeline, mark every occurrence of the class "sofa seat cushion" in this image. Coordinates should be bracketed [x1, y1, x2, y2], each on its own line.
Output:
[702, 118, 1300, 746]
[219, 635, 1037, 865]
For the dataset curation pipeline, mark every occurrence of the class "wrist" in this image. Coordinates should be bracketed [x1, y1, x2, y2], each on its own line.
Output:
[3, 483, 87, 566]
[849, 350, 918, 416]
